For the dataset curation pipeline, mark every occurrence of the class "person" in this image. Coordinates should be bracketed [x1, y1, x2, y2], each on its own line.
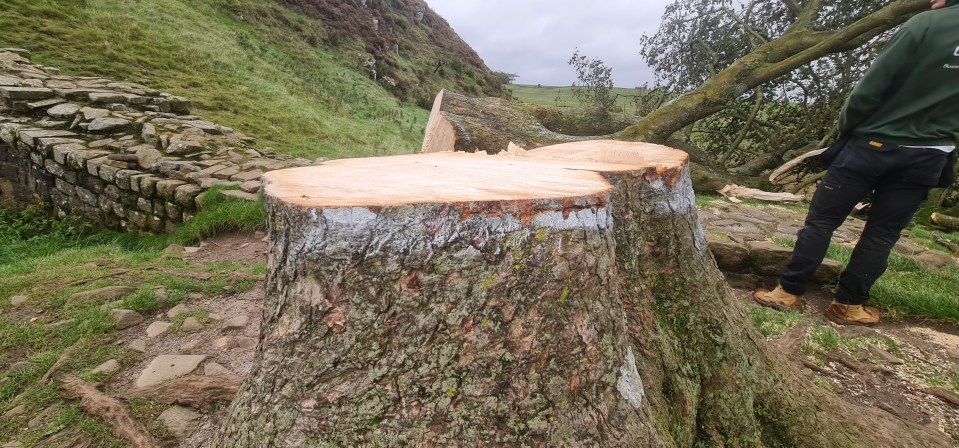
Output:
[753, 0, 959, 326]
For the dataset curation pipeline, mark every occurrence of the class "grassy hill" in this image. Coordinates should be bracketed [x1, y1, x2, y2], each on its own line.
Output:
[0, 0, 503, 159]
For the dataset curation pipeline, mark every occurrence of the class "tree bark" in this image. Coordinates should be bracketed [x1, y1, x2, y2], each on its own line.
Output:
[217, 141, 950, 447]
[421, 89, 589, 154]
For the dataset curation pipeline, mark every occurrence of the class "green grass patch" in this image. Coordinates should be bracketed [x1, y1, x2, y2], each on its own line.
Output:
[747, 305, 805, 339]
[508, 84, 648, 115]
[0, 194, 271, 445]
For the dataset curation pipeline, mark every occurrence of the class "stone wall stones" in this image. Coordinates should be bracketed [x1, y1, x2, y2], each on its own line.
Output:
[0, 48, 310, 233]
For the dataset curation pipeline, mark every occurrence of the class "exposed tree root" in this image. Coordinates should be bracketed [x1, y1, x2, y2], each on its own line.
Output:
[67, 270, 132, 287]
[925, 387, 959, 407]
[58, 374, 159, 448]
[775, 322, 812, 353]
[40, 343, 79, 385]
[127, 375, 242, 412]
[34, 428, 95, 448]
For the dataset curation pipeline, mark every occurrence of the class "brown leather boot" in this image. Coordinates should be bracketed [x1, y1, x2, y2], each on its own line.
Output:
[752, 285, 803, 311]
[824, 301, 880, 326]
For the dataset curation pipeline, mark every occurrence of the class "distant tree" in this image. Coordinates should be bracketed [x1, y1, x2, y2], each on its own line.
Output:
[492, 70, 519, 85]
[568, 49, 616, 120]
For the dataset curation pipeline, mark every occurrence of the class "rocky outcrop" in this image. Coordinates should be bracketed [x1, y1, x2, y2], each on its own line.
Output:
[0, 48, 310, 233]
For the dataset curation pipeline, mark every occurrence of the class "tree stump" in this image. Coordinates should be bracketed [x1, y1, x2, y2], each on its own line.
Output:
[218, 141, 950, 447]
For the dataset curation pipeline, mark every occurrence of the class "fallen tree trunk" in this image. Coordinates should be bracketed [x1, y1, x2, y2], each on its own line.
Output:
[217, 141, 950, 447]
[421, 89, 589, 154]
[931, 213, 959, 232]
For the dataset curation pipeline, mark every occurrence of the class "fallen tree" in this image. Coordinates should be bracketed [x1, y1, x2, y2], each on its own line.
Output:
[216, 141, 948, 446]
[624, 0, 929, 143]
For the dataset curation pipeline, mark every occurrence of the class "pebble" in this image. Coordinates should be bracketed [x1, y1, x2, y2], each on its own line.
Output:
[203, 362, 233, 376]
[129, 338, 147, 352]
[90, 359, 120, 375]
[2, 405, 26, 419]
[179, 339, 200, 354]
[222, 315, 249, 331]
[181, 317, 204, 333]
[46, 319, 76, 329]
[135, 355, 207, 388]
[157, 405, 200, 439]
[146, 321, 172, 338]
[9, 295, 27, 306]
[166, 304, 191, 318]
[231, 336, 257, 351]
[109, 309, 144, 329]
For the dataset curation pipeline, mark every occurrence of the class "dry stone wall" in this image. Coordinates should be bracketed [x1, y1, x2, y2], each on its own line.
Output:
[0, 48, 310, 233]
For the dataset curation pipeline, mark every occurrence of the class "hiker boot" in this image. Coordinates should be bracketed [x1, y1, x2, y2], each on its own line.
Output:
[752, 285, 803, 311]
[824, 301, 880, 326]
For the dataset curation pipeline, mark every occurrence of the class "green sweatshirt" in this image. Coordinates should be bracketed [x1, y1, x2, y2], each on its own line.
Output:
[839, 4, 959, 146]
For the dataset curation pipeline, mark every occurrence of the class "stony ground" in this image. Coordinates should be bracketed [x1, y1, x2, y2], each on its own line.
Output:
[1, 200, 958, 447]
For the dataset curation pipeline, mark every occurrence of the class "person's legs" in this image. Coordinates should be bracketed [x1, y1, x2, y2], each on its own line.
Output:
[835, 153, 945, 304]
[777, 162, 875, 296]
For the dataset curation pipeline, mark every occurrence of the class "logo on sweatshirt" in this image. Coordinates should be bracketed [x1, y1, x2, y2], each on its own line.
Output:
[955, 46, 959, 57]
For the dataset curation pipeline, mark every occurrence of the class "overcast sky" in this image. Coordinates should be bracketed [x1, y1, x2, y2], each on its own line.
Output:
[426, 0, 674, 88]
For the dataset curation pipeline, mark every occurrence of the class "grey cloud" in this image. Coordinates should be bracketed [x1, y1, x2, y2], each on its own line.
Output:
[427, 0, 672, 87]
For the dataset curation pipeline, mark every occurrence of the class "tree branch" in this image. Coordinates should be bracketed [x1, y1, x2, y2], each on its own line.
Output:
[781, 0, 802, 16]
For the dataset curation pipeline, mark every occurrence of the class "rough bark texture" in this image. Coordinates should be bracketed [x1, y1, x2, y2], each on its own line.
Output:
[421, 89, 589, 154]
[217, 141, 950, 447]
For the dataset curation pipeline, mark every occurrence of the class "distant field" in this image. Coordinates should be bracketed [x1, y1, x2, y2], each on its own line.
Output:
[507, 84, 649, 115]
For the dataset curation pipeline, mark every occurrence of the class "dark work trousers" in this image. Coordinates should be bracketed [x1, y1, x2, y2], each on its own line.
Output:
[778, 137, 950, 305]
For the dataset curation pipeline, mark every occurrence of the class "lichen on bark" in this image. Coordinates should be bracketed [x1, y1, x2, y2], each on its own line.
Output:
[219, 193, 666, 446]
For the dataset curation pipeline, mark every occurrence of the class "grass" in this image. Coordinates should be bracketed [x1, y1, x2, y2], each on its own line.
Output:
[747, 306, 804, 339]
[508, 84, 649, 115]
[0, 0, 429, 160]
[0, 191, 270, 445]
